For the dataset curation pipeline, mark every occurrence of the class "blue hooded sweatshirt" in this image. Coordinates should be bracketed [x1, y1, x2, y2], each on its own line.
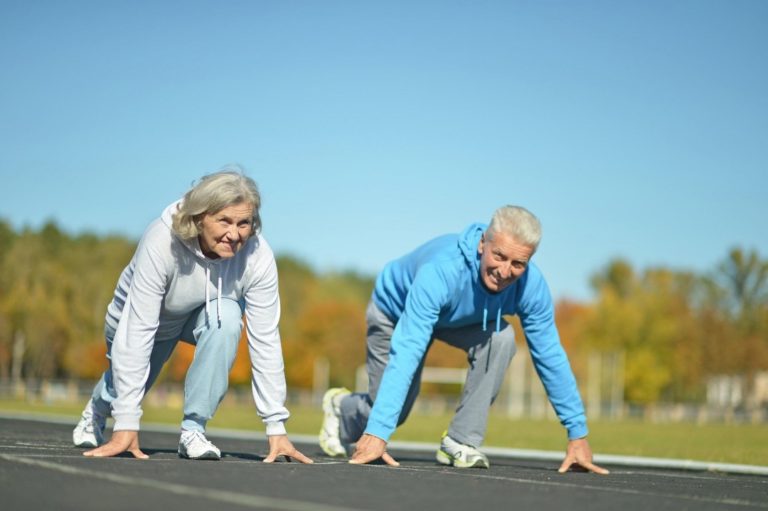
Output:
[366, 223, 588, 442]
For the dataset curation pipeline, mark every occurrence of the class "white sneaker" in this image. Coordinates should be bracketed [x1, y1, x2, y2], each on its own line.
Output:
[178, 430, 221, 460]
[436, 431, 490, 468]
[72, 399, 107, 448]
[319, 387, 351, 457]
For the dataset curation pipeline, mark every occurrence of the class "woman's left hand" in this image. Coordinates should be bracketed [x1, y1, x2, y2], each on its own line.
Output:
[83, 430, 149, 459]
[263, 435, 314, 464]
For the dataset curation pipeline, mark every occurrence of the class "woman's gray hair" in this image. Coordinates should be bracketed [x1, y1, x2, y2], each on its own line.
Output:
[172, 169, 262, 240]
[487, 205, 542, 251]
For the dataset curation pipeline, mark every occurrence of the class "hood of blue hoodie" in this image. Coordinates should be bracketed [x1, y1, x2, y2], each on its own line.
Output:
[373, 222, 520, 332]
[457, 222, 484, 275]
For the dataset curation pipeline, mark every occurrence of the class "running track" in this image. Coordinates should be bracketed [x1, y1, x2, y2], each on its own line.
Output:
[1, 414, 766, 511]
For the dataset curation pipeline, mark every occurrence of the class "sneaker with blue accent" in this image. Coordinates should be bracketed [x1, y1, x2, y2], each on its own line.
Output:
[319, 387, 351, 457]
[178, 430, 221, 460]
[72, 399, 107, 448]
[436, 431, 490, 468]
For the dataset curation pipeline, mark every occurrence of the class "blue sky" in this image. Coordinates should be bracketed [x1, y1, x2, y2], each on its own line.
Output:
[1, 0, 766, 301]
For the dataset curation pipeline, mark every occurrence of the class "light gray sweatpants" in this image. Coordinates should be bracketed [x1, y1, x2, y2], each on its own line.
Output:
[339, 299, 517, 448]
[88, 298, 244, 433]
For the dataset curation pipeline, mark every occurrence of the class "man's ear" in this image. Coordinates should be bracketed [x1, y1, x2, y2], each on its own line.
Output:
[478, 234, 485, 254]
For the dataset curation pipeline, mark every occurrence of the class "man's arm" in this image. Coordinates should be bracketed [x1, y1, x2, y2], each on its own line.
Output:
[363, 265, 447, 443]
[352, 265, 448, 465]
[517, 266, 608, 474]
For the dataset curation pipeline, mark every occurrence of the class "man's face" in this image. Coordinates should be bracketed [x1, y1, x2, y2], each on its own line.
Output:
[477, 230, 534, 293]
[198, 202, 254, 259]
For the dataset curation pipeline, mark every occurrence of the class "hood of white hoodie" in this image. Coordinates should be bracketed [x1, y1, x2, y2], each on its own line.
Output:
[160, 200, 218, 264]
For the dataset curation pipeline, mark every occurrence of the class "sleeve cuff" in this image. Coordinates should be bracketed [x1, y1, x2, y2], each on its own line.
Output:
[265, 420, 287, 436]
[566, 423, 589, 440]
[112, 414, 141, 432]
[363, 422, 394, 443]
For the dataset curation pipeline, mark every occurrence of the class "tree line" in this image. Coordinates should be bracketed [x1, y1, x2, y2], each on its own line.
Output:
[1, 219, 766, 405]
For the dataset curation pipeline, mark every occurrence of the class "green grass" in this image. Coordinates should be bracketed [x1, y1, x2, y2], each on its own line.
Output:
[2, 397, 766, 466]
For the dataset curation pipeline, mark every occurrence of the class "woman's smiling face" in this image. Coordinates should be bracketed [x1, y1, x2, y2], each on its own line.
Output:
[197, 202, 254, 259]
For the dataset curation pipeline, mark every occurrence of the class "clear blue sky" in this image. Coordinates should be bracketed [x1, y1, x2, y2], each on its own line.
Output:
[1, 0, 766, 301]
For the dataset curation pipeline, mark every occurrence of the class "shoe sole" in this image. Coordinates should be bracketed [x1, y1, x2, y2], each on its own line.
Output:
[319, 388, 351, 457]
[178, 450, 220, 461]
[73, 440, 99, 448]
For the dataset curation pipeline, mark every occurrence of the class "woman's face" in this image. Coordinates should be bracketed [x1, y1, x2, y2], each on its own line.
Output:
[197, 202, 254, 259]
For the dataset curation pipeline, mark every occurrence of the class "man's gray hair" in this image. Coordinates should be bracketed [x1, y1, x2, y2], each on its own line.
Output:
[487, 205, 542, 251]
[172, 168, 262, 240]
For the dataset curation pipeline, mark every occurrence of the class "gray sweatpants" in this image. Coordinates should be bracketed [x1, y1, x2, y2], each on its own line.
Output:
[339, 299, 517, 448]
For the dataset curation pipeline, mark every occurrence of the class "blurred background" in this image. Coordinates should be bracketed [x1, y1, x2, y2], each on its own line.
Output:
[1, 0, 767, 451]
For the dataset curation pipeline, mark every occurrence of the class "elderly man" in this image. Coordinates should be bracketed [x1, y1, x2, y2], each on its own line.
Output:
[320, 205, 607, 474]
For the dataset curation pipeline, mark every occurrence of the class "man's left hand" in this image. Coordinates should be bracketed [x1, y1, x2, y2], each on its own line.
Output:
[263, 435, 313, 464]
[349, 433, 399, 466]
[558, 437, 609, 474]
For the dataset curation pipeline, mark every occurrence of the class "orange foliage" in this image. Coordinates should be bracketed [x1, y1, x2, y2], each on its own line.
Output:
[166, 342, 194, 382]
[229, 328, 252, 385]
[68, 341, 109, 380]
[554, 299, 591, 352]
[284, 300, 367, 389]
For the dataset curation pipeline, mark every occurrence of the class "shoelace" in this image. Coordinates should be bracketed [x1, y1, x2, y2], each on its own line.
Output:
[184, 430, 213, 448]
[81, 413, 101, 433]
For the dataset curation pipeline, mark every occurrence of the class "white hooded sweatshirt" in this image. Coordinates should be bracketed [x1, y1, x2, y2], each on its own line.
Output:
[106, 201, 288, 435]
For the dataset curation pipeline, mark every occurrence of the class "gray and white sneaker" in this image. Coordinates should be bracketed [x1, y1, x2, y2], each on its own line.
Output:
[436, 431, 490, 468]
[72, 399, 107, 448]
[178, 430, 221, 460]
[319, 387, 351, 457]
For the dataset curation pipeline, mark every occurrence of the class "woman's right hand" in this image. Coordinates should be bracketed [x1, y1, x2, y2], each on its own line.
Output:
[83, 430, 148, 459]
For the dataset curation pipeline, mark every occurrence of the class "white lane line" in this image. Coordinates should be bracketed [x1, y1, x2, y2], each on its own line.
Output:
[611, 469, 768, 483]
[0, 444, 69, 451]
[356, 463, 768, 508]
[0, 445, 349, 466]
[0, 454, 362, 511]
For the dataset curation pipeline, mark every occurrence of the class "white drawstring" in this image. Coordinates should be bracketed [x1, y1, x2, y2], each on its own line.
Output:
[204, 265, 222, 326]
[482, 295, 502, 333]
[205, 266, 211, 324]
[216, 274, 222, 326]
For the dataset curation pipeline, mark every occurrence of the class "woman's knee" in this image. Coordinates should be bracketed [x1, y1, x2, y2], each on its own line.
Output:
[211, 299, 245, 339]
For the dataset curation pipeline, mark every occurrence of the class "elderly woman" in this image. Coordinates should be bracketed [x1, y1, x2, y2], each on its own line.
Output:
[73, 169, 311, 463]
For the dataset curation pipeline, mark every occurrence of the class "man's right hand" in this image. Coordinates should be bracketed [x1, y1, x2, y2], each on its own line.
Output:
[349, 433, 399, 467]
[84, 430, 148, 459]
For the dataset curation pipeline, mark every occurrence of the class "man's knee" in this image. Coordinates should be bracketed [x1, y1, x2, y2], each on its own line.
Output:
[492, 325, 517, 361]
